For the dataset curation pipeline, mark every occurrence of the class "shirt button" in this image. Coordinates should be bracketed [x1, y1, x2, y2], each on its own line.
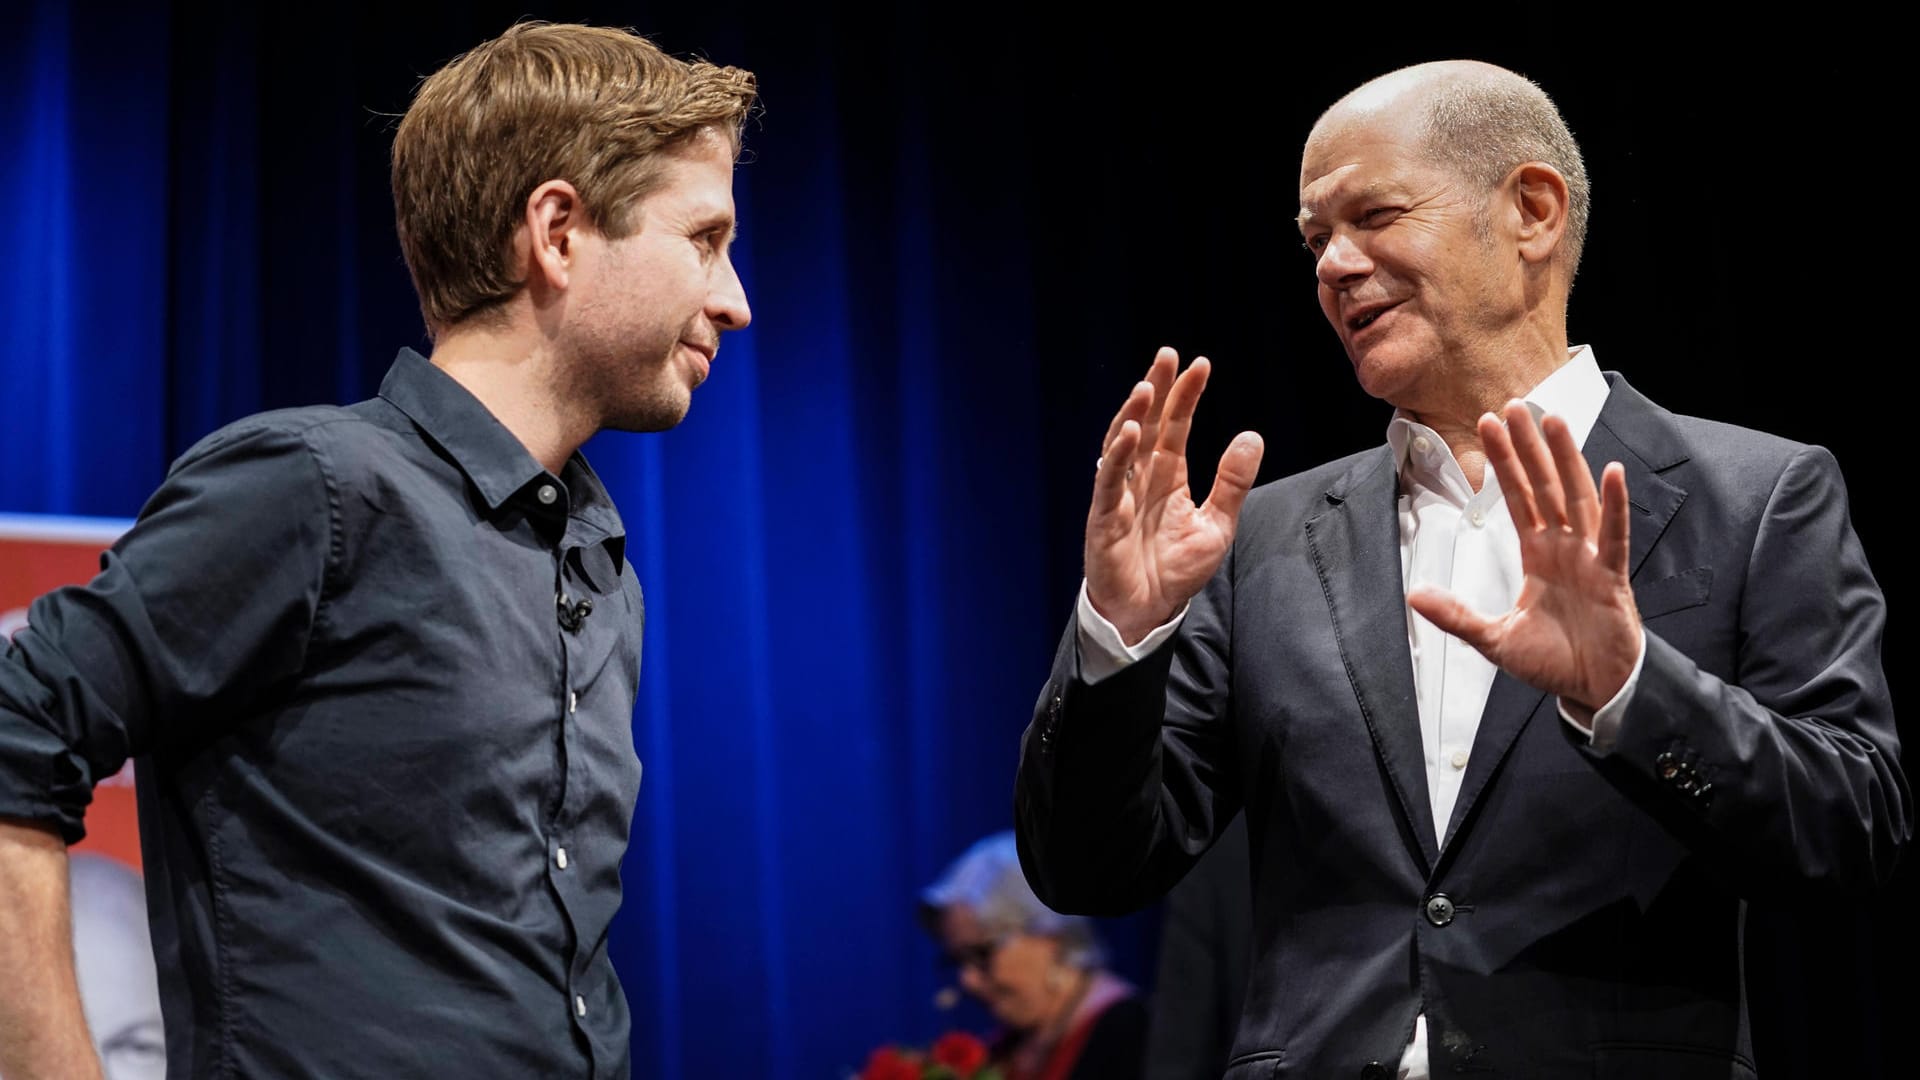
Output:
[1412, 435, 1432, 455]
[575, 994, 587, 1018]
[555, 847, 569, 870]
[1450, 750, 1468, 769]
[537, 484, 558, 505]
[1469, 509, 1485, 527]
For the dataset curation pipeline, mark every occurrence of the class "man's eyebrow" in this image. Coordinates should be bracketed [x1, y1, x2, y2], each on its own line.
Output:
[1296, 180, 1397, 231]
[692, 211, 737, 239]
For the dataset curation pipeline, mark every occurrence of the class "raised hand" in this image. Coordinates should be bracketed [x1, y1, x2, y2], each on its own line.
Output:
[1085, 347, 1264, 645]
[1407, 400, 1641, 716]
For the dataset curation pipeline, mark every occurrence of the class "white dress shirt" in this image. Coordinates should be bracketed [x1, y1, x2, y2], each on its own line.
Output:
[1077, 346, 1645, 1079]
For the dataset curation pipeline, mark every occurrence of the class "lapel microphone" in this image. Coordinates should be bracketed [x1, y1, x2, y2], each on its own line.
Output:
[556, 593, 594, 633]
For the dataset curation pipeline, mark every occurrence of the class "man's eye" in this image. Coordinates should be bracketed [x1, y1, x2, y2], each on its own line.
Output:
[1361, 207, 1399, 225]
[1302, 235, 1328, 256]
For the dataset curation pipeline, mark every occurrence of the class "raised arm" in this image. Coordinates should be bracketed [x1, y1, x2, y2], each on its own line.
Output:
[1411, 402, 1910, 891]
[1018, 347, 1263, 913]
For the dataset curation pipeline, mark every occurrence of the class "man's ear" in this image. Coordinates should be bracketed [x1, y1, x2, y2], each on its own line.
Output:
[1509, 162, 1570, 266]
[523, 179, 582, 291]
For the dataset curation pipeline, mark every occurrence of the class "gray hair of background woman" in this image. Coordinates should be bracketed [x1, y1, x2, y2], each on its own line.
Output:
[919, 831, 1108, 970]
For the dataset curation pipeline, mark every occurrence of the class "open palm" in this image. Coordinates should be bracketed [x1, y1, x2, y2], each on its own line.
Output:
[1407, 401, 1641, 715]
[1085, 348, 1264, 646]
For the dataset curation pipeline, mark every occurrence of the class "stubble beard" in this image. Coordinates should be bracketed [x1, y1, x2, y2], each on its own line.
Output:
[607, 347, 691, 434]
[564, 334, 692, 436]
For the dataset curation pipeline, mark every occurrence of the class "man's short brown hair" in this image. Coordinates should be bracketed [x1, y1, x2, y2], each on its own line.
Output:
[392, 22, 757, 334]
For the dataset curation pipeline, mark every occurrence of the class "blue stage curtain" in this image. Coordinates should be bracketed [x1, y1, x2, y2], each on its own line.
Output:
[3, 4, 1116, 1076]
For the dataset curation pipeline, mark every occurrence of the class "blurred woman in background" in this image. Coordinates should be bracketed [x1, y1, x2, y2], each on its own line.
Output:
[921, 832, 1145, 1080]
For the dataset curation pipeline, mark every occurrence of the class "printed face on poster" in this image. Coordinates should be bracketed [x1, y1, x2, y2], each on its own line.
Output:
[2, 514, 166, 1080]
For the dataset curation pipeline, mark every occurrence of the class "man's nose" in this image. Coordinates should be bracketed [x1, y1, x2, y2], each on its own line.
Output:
[1315, 230, 1371, 289]
[709, 255, 752, 330]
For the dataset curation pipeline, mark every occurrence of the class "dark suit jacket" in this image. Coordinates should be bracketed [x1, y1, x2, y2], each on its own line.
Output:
[1015, 374, 1910, 1079]
[1145, 812, 1251, 1080]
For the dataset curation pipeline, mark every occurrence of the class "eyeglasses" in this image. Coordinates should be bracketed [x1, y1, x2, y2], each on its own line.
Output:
[941, 937, 1007, 973]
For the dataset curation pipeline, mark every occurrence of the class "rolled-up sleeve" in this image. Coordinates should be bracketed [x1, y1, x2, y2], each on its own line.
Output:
[0, 419, 333, 842]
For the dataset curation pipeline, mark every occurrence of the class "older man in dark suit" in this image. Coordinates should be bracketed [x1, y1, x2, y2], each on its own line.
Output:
[1016, 59, 1909, 1079]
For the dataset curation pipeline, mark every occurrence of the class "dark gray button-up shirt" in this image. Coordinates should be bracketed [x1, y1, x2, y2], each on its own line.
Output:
[0, 349, 645, 1078]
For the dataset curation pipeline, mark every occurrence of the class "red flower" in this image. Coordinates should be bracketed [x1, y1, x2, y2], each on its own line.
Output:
[859, 1045, 925, 1080]
[929, 1031, 990, 1075]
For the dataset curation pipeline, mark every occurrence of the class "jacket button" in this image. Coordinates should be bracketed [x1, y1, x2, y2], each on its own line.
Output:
[1361, 1062, 1390, 1080]
[1424, 893, 1456, 927]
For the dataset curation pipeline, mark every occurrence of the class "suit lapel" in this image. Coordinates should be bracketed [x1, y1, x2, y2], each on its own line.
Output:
[1582, 376, 1689, 582]
[1306, 448, 1439, 872]
[1438, 374, 1690, 854]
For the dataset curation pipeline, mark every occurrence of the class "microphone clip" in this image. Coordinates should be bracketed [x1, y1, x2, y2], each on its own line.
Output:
[556, 593, 594, 633]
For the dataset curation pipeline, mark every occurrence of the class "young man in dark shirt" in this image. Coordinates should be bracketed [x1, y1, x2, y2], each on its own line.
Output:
[0, 22, 754, 1079]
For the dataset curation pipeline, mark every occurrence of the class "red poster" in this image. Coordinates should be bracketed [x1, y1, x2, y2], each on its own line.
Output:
[0, 513, 141, 870]
[2, 512, 166, 1077]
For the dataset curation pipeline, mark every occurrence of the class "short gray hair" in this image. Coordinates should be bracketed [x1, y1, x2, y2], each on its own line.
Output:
[1417, 67, 1591, 278]
[919, 831, 1107, 970]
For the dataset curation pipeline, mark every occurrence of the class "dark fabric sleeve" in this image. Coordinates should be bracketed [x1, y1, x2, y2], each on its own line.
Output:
[0, 420, 333, 841]
[1016, 542, 1241, 917]
[1068, 996, 1149, 1080]
[1586, 445, 1911, 892]
[1144, 813, 1251, 1080]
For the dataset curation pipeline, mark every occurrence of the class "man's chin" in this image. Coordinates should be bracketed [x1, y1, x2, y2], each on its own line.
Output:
[1349, 349, 1415, 405]
[605, 395, 692, 434]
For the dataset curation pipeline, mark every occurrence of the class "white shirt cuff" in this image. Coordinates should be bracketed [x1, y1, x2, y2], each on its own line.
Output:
[1558, 628, 1647, 751]
[1074, 580, 1188, 685]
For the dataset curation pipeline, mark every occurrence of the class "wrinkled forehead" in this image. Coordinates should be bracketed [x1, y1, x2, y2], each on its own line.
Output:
[1296, 109, 1431, 226]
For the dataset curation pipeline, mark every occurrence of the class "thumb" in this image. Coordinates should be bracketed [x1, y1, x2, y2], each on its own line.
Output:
[1406, 585, 1496, 650]
[1201, 431, 1265, 524]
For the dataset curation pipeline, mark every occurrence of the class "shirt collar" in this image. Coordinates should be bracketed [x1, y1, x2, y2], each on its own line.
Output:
[1522, 343, 1608, 449]
[1386, 344, 1610, 473]
[377, 348, 628, 570]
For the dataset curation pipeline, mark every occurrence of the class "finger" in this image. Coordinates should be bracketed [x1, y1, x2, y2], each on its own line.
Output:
[1155, 356, 1212, 455]
[1407, 585, 1499, 654]
[1503, 400, 1567, 530]
[1199, 431, 1265, 527]
[1100, 380, 1154, 458]
[1091, 420, 1142, 518]
[1146, 356, 1212, 497]
[1596, 461, 1632, 574]
[1542, 413, 1598, 537]
[1480, 411, 1541, 532]
[1135, 348, 1179, 488]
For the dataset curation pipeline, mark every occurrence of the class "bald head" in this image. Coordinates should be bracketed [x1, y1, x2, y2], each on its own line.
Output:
[1309, 61, 1590, 276]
